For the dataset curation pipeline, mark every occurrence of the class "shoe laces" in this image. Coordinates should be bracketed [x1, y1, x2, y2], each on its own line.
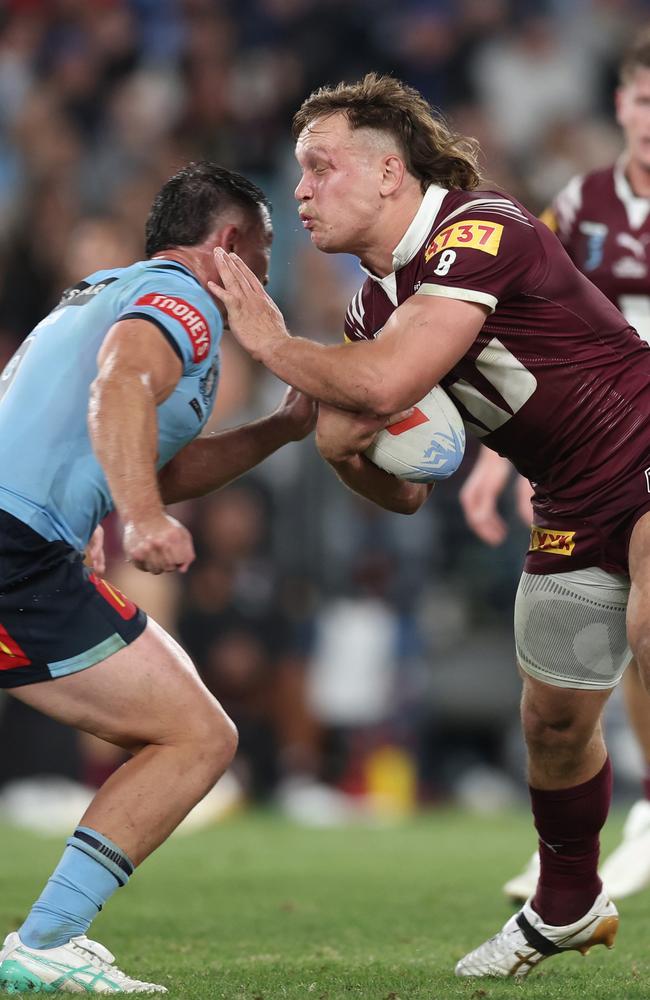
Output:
[68, 935, 162, 991]
[68, 937, 135, 983]
[69, 936, 116, 967]
[69, 934, 166, 993]
[478, 919, 529, 961]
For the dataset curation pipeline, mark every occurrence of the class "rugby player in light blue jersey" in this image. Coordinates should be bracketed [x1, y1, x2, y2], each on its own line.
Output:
[0, 162, 315, 994]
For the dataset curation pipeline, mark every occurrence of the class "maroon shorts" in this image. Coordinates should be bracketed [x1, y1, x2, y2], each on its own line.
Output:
[525, 496, 650, 576]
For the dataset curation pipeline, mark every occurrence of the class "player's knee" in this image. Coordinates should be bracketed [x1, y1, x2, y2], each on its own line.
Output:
[214, 712, 239, 768]
[187, 700, 238, 778]
[522, 700, 591, 758]
[636, 661, 650, 695]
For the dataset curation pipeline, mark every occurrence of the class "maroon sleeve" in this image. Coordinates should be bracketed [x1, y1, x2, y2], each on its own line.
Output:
[417, 204, 546, 312]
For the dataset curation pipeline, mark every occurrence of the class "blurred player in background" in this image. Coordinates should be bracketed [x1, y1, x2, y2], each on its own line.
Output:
[212, 71, 650, 979]
[0, 162, 315, 994]
[461, 29, 650, 904]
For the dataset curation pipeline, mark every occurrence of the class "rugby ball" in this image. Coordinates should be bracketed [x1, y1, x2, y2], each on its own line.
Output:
[364, 386, 465, 483]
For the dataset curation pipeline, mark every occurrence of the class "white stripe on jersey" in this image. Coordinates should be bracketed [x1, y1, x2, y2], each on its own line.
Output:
[345, 288, 366, 336]
[553, 174, 584, 239]
[435, 197, 534, 231]
[613, 160, 650, 230]
[417, 283, 498, 313]
[350, 289, 365, 327]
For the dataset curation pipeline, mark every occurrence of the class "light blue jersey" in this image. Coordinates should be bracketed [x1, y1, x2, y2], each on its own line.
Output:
[0, 259, 222, 550]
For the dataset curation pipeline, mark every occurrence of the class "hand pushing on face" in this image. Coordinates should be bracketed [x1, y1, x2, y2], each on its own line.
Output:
[208, 249, 289, 362]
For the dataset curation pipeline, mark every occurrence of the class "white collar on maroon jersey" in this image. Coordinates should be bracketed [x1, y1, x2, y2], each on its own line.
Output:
[614, 157, 650, 230]
[359, 184, 448, 304]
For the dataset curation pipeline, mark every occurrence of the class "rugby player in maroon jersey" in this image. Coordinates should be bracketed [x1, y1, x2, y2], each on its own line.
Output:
[210, 71, 650, 978]
[461, 31, 650, 905]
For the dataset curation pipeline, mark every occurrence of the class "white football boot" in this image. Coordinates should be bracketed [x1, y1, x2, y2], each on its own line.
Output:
[455, 890, 619, 979]
[0, 932, 167, 993]
[600, 798, 650, 899]
[501, 850, 540, 905]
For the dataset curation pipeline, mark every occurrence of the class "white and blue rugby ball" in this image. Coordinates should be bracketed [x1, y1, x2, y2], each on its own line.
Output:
[364, 386, 466, 483]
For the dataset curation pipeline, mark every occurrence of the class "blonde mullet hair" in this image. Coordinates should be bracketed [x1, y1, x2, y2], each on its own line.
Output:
[620, 28, 650, 85]
[292, 73, 482, 192]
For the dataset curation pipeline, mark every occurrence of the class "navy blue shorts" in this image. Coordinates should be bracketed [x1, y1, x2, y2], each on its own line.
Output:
[0, 510, 146, 689]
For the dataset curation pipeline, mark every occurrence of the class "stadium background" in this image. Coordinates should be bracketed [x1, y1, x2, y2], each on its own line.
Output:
[0, 0, 647, 828]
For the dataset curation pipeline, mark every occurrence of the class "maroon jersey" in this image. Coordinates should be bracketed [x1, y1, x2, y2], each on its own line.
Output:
[544, 161, 650, 342]
[344, 184, 650, 575]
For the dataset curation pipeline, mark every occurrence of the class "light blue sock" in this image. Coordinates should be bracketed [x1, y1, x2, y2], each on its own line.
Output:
[19, 826, 134, 950]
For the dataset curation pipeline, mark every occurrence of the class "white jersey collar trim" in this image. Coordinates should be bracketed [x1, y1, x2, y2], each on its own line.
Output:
[613, 158, 650, 230]
[359, 184, 448, 298]
[391, 183, 448, 268]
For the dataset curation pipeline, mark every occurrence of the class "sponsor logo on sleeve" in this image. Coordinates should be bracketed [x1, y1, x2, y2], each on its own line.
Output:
[529, 526, 576, 556]
[135, 293, 211, 362]
[199, 357, 219, 408]
[424, 220, 504, 262]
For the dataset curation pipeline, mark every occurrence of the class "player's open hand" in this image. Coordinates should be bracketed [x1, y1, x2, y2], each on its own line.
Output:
[274, 386, 318, 441]
[316, 403, 413, 463]
[209, 249, 288, 362]
[123, 513, 195, 574]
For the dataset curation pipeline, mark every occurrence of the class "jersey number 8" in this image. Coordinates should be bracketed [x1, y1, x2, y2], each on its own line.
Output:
[433, 250, 457, 276]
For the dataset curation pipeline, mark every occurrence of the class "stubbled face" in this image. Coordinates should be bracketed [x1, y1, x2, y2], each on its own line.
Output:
[617, 67, 650, 172]
[199, 205, 273, 328]
[294, 113, 388, 254]
[234, 205, 273, 285]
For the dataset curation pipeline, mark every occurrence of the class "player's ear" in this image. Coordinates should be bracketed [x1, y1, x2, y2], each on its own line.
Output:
[380, 155, 405, 197]
[215, 223, 239, 254]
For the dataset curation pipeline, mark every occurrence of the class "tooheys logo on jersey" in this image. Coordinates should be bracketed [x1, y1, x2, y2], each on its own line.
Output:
[529, 526, 576, 556]
[424, 220, 504, 261]
[136, 294, 210, 362]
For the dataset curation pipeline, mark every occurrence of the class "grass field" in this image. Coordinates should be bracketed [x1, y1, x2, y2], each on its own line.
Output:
[0, 808, 646, 999]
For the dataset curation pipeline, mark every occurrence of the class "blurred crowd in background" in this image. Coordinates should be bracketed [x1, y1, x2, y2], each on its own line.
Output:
[0, 0, 647, 829]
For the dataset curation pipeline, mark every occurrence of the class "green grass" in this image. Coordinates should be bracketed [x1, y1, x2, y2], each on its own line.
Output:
[0, 809, 646, 998]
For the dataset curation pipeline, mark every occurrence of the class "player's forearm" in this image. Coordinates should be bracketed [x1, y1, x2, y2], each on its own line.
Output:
[463, 446, 511, 497]
[88, 371, 163, 523]
[327, 454, 432, 515]
[263, 337, 397, 414]
[158, 414, 296, 504]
